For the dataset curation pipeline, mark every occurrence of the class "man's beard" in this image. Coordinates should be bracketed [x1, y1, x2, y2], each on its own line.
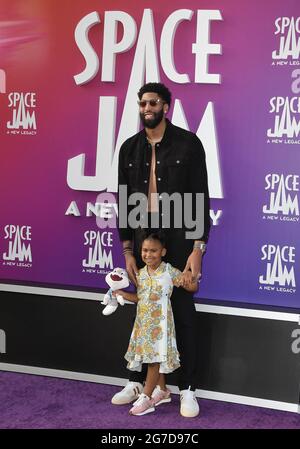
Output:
[139, 108, 164, 129]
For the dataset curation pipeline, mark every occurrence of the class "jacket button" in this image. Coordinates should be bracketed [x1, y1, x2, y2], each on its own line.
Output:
[146, 162, 149, 166]
[157, 161, 160, 164]
[157, 178, 161, 181]
[144, 180, 148, 183]
[176, 160, 180, 164]
[129, 163, 133, 167]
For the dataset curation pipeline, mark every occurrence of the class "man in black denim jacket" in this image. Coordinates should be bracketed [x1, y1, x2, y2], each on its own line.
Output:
[113, 82, 210, 417]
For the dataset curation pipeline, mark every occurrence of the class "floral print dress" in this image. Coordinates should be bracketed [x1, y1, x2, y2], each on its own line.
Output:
[125, 261, 181, 374]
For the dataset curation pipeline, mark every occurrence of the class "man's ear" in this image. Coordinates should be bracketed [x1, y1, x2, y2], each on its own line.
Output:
[163, 104, 169, 114]
[162, 248, 167, 257]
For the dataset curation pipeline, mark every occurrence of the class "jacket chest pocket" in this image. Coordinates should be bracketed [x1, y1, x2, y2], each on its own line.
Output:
[163, 158, 190, 193]
[124, 161, 140, 191]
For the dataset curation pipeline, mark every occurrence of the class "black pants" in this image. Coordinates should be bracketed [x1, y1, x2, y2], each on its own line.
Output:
[128, 225, 198, 391]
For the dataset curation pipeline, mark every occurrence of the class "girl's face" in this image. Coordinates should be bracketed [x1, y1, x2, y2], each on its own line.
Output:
[141, 239, 166, 270]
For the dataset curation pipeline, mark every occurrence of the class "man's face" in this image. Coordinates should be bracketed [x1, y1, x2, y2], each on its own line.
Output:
[139, 92, 167, 129]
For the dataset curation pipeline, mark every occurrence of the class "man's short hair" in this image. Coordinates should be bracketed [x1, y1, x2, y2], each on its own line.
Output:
[138, 82, 172, 106]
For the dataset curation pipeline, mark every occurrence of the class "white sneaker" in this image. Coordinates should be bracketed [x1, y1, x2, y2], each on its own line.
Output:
[111, 382, 143, 405]
[180, 387, 200, 417]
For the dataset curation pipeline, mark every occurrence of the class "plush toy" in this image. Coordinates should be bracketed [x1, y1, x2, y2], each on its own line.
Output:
[101, 267, 130, 315]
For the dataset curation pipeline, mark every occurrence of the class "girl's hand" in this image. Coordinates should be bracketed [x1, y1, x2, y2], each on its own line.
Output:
[112, 289, 124, 297]
[180, 271, 194, 288]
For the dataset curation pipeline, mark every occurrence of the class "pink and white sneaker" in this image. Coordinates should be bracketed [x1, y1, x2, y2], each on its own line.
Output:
[129, 393, 155, 416]
[151, 385, 171, 406]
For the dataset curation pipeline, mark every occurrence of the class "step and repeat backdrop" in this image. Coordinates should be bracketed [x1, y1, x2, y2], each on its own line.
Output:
[0, 0, 299, 308]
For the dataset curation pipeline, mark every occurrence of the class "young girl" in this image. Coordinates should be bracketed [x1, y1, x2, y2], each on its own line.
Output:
[114, 231, 198, 416]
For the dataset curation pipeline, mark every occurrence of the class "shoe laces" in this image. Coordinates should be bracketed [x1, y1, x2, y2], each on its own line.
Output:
[180, 386, 196, 401]
[151, 385, 161, 397]
[132, 393, 149, 406]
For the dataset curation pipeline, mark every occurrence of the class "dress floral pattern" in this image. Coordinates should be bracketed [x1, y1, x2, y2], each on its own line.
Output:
[125, 262, 182, 374]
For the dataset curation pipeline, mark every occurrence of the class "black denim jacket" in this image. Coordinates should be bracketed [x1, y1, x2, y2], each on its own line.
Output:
[118, 119, 210, 243]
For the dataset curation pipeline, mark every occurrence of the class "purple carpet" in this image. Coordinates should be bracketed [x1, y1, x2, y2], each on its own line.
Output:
[0, 371, 299, 429]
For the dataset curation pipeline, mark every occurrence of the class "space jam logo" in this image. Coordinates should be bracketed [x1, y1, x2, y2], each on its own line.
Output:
[7, 92, 37, 135]
[82, 230, 113, 273]
[263, 174, 299, 222]
[2, 225, 32, 268]
[67, 9, 223, 200]
[259, 244, 296, 294]
[267, 96, 300, 141]
[272, 17, 300, 63]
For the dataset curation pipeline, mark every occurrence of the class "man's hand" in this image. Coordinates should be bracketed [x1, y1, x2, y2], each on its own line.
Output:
[124, 253, 138, 286]
[183, 248, 203, 282]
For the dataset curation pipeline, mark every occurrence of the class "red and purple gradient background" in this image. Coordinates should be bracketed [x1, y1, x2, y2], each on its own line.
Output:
[0, 0, 299, 308]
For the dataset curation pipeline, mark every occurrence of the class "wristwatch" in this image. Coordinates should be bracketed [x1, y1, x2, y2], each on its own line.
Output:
[193, 242, 206, 253]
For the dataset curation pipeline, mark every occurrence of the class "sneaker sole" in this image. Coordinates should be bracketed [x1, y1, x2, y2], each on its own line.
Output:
[180, 408, 200, 418]
[130, 406, 155, 416]
[154, 397, 171, 406]
[111, 396, 139, 405]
